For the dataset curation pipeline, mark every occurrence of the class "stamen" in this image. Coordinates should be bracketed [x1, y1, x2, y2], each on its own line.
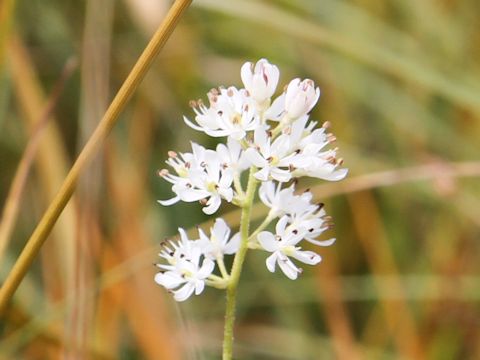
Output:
[158, 169, 169, 177]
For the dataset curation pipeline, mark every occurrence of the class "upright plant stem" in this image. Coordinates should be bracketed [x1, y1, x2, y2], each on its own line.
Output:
[0, 0, 192, 316]
[223, 167, 258, 360]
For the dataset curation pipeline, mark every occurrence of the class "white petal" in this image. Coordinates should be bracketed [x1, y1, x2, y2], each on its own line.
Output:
[265, 93, 285, 120]
[265, 253, 277, 273]
[277, 255, 300, 280]
[224, 232, 240, 255]
[202, 196, 221, 215]
[173, 283, 195, 302]
[305, 237, 336, 247]
[257, 232, 278, 252]
[194, 280, 205, 295]
[158, 196, 180, 206]
[155, 272, 183, 289]
[291, 250, 321, 265]
[198, 258, 215, 278]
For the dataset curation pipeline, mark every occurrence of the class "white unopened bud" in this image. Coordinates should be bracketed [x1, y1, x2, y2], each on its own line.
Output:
[241, 59, 280, 106]
[284, 78, 320, 119]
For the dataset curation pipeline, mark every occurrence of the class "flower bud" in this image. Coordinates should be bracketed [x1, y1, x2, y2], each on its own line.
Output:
[284, 78, 320, 119]
[241, 59, 279, 106]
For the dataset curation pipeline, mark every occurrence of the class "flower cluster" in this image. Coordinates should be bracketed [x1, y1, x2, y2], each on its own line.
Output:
[155, 59, 347, 301]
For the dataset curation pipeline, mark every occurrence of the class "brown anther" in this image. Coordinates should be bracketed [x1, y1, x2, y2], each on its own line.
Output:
[168, 150, 177, 158]
[227, 88, 234, 97]
[267, 156, 274, 162]
[322, 121, 331, 129]
[283, 126, 292, 135]
[158, 169, 169, 177]
[317, 202, 325, 209]
[337, 158, 344, 166]
[289, 164, 296, 172]
[292, 229, 298, 235]
[199, 198, 208, 206]
[266, 130, 273, 137]
[186, 183, 192, 188]
[275, 235, 281, 241]
[217, 110, 223, 116]
[200, 161, 206, 167]
[304, 188, 310, 193]
[189, 100, 197, 108]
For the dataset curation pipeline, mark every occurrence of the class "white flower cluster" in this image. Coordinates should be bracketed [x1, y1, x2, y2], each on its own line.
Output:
[155, 59, 347, 301]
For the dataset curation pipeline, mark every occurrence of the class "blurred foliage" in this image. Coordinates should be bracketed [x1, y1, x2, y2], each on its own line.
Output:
[0, 0, 479, 359]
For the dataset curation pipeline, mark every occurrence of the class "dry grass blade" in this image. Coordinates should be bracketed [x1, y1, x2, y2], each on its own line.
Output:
[0, 57, 77, 263]
[0, 0, 192, 315]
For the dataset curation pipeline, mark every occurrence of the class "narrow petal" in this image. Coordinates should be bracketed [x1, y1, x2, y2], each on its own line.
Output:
[257, 232, 278, 252]
[291, 250, 321, 265]
[265, 253, 278, 273]
[158, 196, 180, 206]
[203, 196, 221, 215]
[277, 255, 300, 280]
[305, 237, 336, 247]
[173, 283, 196, 302]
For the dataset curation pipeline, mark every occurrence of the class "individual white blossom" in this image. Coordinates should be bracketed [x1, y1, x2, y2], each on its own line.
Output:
[241, 59, 279, 108]
[184, 87, 259, 140]
[266, 78, 320, 121]
[258, 181, 315, 218]
[216, 136, 249, 173]
[198, 218, 240, 260]
[286, 118, 348, 181]
[244, 127, 296, 182]
[257, 216, 322, 280]
[155, 229, 215, 301]
[158, 143, 234, 214]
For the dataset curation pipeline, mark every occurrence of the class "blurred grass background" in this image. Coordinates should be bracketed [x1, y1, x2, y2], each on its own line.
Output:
[1, 0, 480, 359]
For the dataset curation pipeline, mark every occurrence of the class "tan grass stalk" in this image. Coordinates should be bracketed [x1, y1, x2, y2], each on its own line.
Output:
[0, 58, 77, 263]
[0, 0, 192, 315]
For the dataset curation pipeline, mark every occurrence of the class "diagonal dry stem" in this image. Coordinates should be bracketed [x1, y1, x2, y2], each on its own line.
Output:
[0, 0, 192, 316]
[0, 57, 78, 263]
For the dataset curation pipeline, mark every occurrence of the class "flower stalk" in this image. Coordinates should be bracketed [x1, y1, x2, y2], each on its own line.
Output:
[155, 58, 347, 358]
[222, 167, 258, 359]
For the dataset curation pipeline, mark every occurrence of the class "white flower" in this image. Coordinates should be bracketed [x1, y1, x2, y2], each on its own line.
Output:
[155, 229, 215, 302]
[155, 251, 215, 302]
[241, 59, 279, 108]
[257, 216, 321, 280]
[158, 143, 234, 214]
[198, 218, 240, 260]
[184, 87, 259, 140]
[286, 201, 336, 247]
[216, 136, 249, 173]
[259, 181, 315, 218]
[285, 119, 348, 182]
[244, 127, 295, 182]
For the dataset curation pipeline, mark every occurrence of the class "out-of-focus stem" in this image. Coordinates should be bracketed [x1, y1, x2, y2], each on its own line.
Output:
[0, 0, 192, 316]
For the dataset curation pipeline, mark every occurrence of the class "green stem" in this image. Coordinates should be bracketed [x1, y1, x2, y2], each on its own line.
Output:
[222, 167, 258, 360]
[248, 211, 275, 243]
[216, 255, 229, 279]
